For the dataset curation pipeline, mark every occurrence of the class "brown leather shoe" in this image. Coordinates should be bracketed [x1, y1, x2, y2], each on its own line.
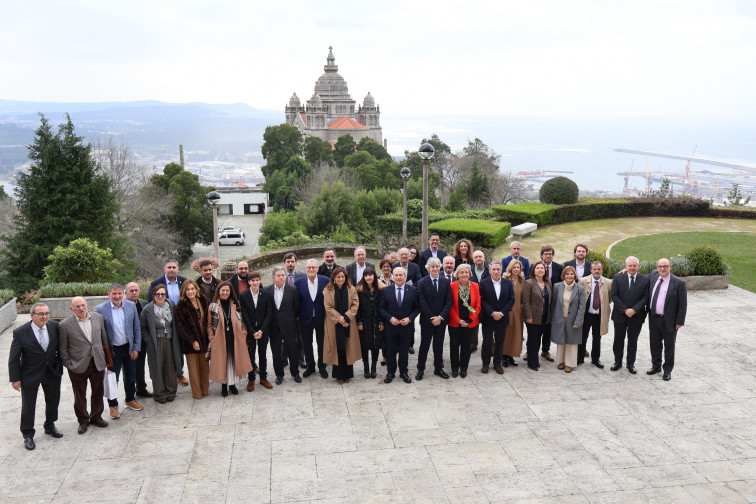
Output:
[558, 363, 565, 370]
[480, 366, 489, 374]
[109, 406, 120, 419]
[125, 400, 144, 411]
[246, 381, 255, 392]
[78, 423, 88, 434]
[495, 365, 505, 374]
[542, 352, 555, 362]
[523, 353, 528, 361]
[177, 375, 189, 386]
[564, 366, 572, 373]
[259, 379, 273, 389]
[90, 418, 108, 428]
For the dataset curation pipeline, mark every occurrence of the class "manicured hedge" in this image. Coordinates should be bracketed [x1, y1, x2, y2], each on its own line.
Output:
[708, 206, 756, 219]
[39, 281, 151, 299]
[429, 219, 511, 248]
[375, 209, 495, 237]
[491, 203, 558, 226]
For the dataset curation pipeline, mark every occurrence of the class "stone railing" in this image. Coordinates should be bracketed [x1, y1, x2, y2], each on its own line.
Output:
[0, 297, 18, 333]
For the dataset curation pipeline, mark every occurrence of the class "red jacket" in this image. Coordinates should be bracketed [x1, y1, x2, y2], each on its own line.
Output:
[448, 281, 481, 328]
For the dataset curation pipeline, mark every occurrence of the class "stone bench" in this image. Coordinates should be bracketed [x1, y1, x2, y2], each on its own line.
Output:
[511, 222, 537, 238]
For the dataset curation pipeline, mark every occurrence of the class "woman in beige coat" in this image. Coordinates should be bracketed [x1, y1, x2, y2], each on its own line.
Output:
[207, 281, 253, 396]
[521, 261, 552, 372]
[323, 267, 362, 384]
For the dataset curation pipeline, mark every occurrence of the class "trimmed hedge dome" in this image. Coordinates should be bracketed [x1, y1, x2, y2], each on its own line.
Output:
[539, 176, 579, 205]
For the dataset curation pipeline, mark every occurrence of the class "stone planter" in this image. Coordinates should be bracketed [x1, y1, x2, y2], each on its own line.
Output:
[0, 297, 18, 333]
[41, 296, 110, 320]
[682, 274, 729, 290]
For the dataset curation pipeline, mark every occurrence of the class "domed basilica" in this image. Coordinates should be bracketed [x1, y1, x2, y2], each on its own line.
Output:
[285, 47, 383, 146]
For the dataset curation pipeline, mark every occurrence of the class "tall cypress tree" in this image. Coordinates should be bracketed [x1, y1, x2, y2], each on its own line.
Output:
[0, 114, 118, 293]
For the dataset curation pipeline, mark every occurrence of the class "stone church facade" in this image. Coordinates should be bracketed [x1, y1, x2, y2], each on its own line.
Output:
[285, 47, 383, 146]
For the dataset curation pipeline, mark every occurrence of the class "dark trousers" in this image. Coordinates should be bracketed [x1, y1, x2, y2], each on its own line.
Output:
[300, 321, 325, 370]
[385, 329, 411, 376]
[417, 322, 447, 372]
[108, 344, 136, 407]
[20, 369, 61, 438]
[481, 322, 506, 367]
[541, 323, 552, 354]
[449, 325, 473, 372]
[247, 333, 269, 381]
[68, 358, 105, 425]
[360, 331, 380, 371]
[469, 325, 479, 350]
[526, 323, 544, 369]
[649, 317, 677, 373]
[135, 347, 148, 392]
[579, 312, 602, 364]
[271, 327, 300, 378]
[612, 319, 644, 366]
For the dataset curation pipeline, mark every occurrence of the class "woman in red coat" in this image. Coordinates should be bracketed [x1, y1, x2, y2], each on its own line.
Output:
[448, 263, 481, 378]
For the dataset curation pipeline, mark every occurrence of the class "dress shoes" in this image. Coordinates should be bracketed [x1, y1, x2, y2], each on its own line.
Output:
[434, 369, 450, 379]
[558, 363, 565, 370]
[523, 353, 528, 361]
[452, 370, 459, 378]
[125, 400, 144, 411]
[384, 374, 394, 384]
[299, 361, 308, 369]
[294, 375, 302, 384]
[541, 352, 555, 362]
[401, 373, 412, 384]
[136, 389, 153, 398]
[221, 384, 229, 397]
[90, 418, 108, 428]
[663, 372, 671, 381]
[494, 365, 505, 375]
[275, 377, 284, 385]
[509, 357, 518, 367]
[154, 398, 167, 404]
[337, 379, 344, 385]
[371, 370, 377, 379]
[109, 406, 120, 419]
[259, 379, 273, 389]
[364, 368, 370, 379]
[319, 369, 329, 379]
[481, 365, 489, 374]
[303, 367, 316, 378]
[415, 371, 424, 381]
[647, 367, 662, 375]
[610, 362, 622, 371]
[564, 366, 572, 373]
[178, 375, 189, 386]
[584, 350, 590, 358]
[460, 370, 468, 378]
[78, 423, 88, 435]
[627, 365, 637, 375]
[229, 385, 239, 395]
[247, 381, 255, 392]
[502, 359, 509, 368]
[24, 437, 36, 450]
[408, 347, 415, 354]
[44, 426, 63, 438]
[592, 360, 604, 369]
[528, 365, 539, 371]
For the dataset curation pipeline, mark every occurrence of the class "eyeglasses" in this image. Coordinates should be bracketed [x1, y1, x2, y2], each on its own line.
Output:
[657, 265, 670, 269]
[154, 293, 167, 297]
[33, 312, 50, 317]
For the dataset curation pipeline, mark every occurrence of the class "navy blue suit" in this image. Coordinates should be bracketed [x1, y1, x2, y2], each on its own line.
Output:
[416, 274, 452, 373]
[379, 283, 420, 376]
[148, 275, 186, 303]
[392, 262, 422, 286]
[294, 274, 330, 370]
[419, 247, 447, 277]
[95, 299, 142, 407]
[502, 255, 531, 279]
[479, 278, 515, 367]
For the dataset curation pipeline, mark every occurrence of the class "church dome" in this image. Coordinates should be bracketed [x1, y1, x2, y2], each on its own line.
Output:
[363, 92, 375, 107]
[314, 47, 351, 99]
[288, 93, 301, 107]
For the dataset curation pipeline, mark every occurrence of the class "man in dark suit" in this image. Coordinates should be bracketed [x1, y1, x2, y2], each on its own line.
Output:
[345, 246, 374, 286]
[95, 283, 143, 419]
[228, 261, 251, 299]
[419, 233, 447, 277]
[196, 259, 219, 301]
[239, 270, 273, 390]
[393, 247, 422, 286]
[442, 256, 456, 282]
[379, 267, 420, 384]
[9, 303, 63, 450]
[501, 241, 531, 278]
[564, 243, 593, 278]
[479, 262, 516, 374]
[125, 282, 151, 397]
[610, 256, 650, 374]
[317, 248, 340, 278]
[281, 253, 306, 368]
[294, 259, 331, 378]
[148, 259, 189, 385]
[539, 245, 562, 362]
[416, 257, 452, 380]
[646, 258, 687, 381]
[58, 297, 110, 434]
[265, 266, 301, 384]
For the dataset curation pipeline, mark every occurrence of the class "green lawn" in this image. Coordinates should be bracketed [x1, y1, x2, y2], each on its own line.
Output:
[609, 231, 756, 293]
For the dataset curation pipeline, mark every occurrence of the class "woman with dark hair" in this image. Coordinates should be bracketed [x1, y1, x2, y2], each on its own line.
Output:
[356, 266, 384, 379]
[408, 245, 421, 266]
[140, 284, 182, 403]
[175, 279, 210, 399]
[378, 258, 394, 286]
[323, 267, 361, 384]
[521, 261, 552, 371]
[208, 281, 253, 397]
[453, 239, 474, 270]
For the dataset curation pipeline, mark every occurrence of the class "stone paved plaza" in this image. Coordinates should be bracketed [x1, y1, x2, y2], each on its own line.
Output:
[1, 286, 755, 503]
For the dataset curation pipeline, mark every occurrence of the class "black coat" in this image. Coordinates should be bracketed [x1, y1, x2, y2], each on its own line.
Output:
[563, 259, 593, 278]
[416, 274, 452, 326]
[175, 294, 210, 354]
[9, 321, 63, 385]
[148, 275, 186, 302]
[479, 277, 516, 328]
[239, 288, 273, 338]
[392, 262, 422, 286]
[419, 247, 447, 277]
[611, 272, 650, 325]
[265, 284, 300, 336]
[378, 284, 420, 337]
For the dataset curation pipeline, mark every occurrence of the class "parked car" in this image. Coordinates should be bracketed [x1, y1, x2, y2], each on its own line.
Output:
[218, 226, 242, 234]
[218, 231, 245, 246]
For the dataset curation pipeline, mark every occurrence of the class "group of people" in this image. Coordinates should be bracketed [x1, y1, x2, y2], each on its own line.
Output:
[8, 236, 688, 450]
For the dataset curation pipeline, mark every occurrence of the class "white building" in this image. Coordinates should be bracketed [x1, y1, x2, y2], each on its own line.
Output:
[215, 187, 268, 215]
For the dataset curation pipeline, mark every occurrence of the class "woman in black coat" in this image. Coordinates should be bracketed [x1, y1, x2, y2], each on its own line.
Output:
[356, 267, 385, 379]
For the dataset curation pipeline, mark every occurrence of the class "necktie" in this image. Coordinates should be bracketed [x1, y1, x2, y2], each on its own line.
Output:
[38, 326, 49, 351]
[288, 273, 294, 285]
[630, 275, 635, 295]
[593, 280, 600, 310]
[651, 278, 664, 314]
[397, 286, 402, 306]
[433, 278, 438, 292]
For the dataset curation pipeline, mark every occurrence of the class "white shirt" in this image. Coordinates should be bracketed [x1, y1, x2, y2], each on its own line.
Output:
[588, 278, 601, 315]
[274, 284, 285, 310]
[575, 260, 586, 278]
[250, 289, 259, 308]
[77, 314, 93, 342]
[356, 263, 366, 285]
[307, 277, 318, 317]
[492, 279, 501, 300]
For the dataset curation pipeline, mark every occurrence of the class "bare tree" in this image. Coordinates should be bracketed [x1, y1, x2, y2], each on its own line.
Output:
[489, 171, 527, 205]
[290, 164, 356, 207]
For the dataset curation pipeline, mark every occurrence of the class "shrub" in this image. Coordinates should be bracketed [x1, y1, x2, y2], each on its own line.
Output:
[19, 290, 40, 305]
[375, 209, 496, 238]
[0, 288, 14, 305]
[669, 256, 695, 277]
[259, 210, 303, 246]
[39, 282, 111, 298]
[491, 202, 558, 226]
[708, 206, 756, 219]
[551, 198, 710, 223]
[406, 199, 423, 219]
[42, 238, 123, 284]
[686, 246, 727, 275]
[429, 219, 511, 248]
[190, 257, 220, 272]
[539, 176, 579, 205]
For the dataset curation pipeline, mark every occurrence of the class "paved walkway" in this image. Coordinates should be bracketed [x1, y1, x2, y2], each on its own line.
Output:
[1, 286, 755, 503]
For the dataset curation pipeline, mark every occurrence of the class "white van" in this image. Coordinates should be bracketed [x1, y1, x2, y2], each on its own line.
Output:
[218, 231, 245, 246]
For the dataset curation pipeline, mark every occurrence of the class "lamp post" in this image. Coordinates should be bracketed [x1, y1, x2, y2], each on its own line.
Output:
[417, 142, 435, 247]
[400, 166, 411, 243]
[206, 191, 221, 278]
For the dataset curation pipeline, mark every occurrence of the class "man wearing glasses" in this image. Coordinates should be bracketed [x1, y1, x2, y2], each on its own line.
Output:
[9, 303, 63, 450]
[646, 258, 687, 381]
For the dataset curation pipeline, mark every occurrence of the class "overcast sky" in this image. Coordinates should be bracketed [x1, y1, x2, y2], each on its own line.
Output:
[2, 0, 755, 120]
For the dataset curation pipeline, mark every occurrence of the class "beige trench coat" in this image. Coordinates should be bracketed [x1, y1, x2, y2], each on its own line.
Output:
[207, 300, 253, 382]
[322, 285, 362, 366]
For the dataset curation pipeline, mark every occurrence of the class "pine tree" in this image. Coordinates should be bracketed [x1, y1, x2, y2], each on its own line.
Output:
[0, 114, 118, 293]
